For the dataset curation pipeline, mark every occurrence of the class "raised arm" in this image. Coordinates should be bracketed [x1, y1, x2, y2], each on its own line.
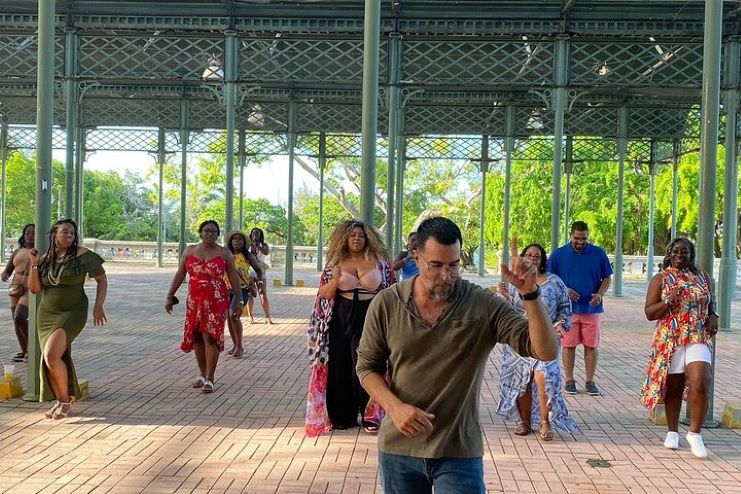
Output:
[501, 237, 557, 361]
[317, 264, 342, 300]
[392, 250, 410, 271]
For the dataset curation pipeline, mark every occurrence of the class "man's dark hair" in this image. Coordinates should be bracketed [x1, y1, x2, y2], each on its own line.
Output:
[571, 221, 589, 233]
[416, 217, 463, 250]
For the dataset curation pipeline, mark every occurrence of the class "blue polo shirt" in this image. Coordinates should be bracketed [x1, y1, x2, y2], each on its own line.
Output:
[547, 243, 613, 314]
[400, 258, 419, 280]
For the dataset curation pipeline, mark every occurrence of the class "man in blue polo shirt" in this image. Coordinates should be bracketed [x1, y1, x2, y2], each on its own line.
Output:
[547, 221, 612, 396]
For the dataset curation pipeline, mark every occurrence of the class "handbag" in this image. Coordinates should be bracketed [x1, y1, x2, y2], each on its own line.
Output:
[8, 283, 26, 297]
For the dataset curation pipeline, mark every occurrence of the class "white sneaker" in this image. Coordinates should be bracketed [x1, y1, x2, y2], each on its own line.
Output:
[686, 432, 708, 458]
[664, 431, 679, 450]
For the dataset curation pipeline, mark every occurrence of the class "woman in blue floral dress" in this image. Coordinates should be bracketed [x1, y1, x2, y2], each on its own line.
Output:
[497, 243, 577, 440]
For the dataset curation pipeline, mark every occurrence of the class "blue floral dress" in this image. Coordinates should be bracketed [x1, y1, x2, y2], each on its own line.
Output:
[496, 273, 578, 432]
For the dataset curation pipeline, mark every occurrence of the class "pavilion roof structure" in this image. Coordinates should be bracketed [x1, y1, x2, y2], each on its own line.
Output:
[0, 0, 739, 156]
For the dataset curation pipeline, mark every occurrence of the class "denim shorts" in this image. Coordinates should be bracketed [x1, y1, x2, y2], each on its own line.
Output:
[228, 287, 250, 312]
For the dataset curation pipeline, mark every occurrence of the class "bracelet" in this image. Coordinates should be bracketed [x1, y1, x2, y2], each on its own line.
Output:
[166, 294, 175, 299]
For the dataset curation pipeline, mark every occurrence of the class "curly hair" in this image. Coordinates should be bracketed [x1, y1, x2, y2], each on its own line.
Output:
[324, 219, 389, 267]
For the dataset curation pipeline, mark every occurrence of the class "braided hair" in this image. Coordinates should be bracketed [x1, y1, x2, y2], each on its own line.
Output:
[44, 219, 79, 268]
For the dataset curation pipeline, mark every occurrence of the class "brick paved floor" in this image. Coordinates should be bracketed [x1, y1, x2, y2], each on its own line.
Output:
[0, 266, 740, 494]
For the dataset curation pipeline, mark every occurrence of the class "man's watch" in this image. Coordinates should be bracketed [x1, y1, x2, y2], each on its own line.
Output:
[520, 284, 541, 301]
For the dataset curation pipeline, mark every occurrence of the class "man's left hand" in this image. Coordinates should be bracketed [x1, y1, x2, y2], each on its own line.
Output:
[500, 236, 537, 294]
[589, 293, 603, 306]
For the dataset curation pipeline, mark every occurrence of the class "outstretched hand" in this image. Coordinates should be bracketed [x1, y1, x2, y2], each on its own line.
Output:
[500, 236, 537, 294]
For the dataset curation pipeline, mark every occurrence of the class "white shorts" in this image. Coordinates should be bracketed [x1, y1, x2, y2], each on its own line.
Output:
[667, 343, 712, 374]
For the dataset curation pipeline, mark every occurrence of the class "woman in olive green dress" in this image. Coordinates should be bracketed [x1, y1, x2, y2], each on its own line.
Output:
[28, 219, 107, 420]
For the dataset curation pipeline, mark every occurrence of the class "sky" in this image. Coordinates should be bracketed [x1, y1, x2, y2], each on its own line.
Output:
[51, 149, 320, 207]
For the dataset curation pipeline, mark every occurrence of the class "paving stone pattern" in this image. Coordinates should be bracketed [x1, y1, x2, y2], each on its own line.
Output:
[0, 266, 739, 493]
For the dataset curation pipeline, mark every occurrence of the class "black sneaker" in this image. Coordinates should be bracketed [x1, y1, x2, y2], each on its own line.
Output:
[585, 381, 600, 396]
[564, 380, 577, 394]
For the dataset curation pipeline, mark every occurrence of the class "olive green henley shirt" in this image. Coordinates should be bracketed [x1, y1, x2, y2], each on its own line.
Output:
[356, 277, 534, 458]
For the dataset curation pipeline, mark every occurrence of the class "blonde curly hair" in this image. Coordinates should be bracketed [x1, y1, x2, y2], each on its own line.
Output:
[325, 219, 389, 268]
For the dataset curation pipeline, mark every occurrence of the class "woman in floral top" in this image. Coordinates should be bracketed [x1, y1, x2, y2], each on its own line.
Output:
[641, 238, 718, 458]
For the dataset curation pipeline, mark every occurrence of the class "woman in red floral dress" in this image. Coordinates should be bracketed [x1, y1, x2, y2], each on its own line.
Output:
[164, 220, 243, 393]
[641, 238, 718, 458]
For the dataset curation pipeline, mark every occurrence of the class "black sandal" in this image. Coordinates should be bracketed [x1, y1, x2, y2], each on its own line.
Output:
[11, 352, 26, 363]
[362, 420, 380, 434]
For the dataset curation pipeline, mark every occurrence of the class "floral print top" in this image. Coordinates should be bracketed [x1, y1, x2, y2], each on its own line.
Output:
[640, 267, 712, 410]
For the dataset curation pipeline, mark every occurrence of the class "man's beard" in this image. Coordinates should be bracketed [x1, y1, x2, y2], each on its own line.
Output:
[425, 281, 454, 301]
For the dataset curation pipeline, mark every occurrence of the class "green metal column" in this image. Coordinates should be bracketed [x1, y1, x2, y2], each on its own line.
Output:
[0, 122, 8, 263]
[563, 136, 573, 243]
[238, 129, 246, 229]
[360, 0, 381, 224]
[63, 28, 78, 219]
[551, 35, 569, 250]
[285, 101, 297, 286]
[697, 0, 723, 274]
[74, 126, 86, 239]
[478, 136, 489, 277]
[224, 31, 238, 234]
[179, 99, 190, 257]
[647, 139, 657, 280]
[27, 0, 56, 401]
[719, 39, 739, 331]
[671, 139, 680, 239]
[156, 128, 166, 268]
[502, 106, 515, 270]
[684, 0, 722, 429]
[317, 132, 327, 272]
[614, 106, 628, 297]
[386, 33, 402, 250]
[394, 118, 406, 254]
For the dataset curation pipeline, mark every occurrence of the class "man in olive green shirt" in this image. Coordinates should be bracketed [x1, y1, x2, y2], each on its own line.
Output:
[357, 217, 557, 494]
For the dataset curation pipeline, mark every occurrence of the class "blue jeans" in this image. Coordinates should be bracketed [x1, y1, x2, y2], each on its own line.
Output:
[378, 452, 485, 494]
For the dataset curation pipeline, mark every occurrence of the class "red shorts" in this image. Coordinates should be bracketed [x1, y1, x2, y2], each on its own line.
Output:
[562, 313, 601, 348]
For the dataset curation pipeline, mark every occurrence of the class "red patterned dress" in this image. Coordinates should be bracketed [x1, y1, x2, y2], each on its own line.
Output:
[180, 255, 229, 353]
[640, 267, 713, 410]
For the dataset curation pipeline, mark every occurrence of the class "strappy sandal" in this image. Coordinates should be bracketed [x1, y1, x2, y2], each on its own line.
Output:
[11, 352, 26, 363]
[362, 420, 380, 434]
[52, 401, 72, 420]
[539, 420, 553, 441]
[44, 401, 60, 419]
[232, 348, 244, 359]
[514, 420, 531, 436]
[191, 376, 206, 388]
[202, 380, 214, 393]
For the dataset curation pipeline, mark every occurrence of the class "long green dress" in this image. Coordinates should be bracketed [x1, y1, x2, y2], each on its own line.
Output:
[37, 250, 105, 402]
